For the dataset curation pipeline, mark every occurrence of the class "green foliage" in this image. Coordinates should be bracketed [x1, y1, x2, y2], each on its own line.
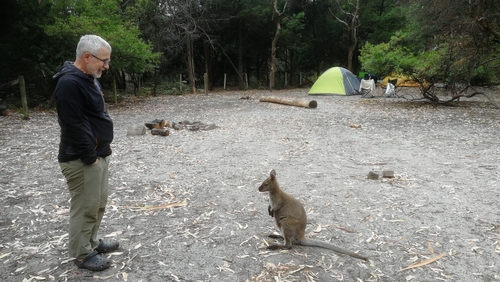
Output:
[0, 0, 163, 106]
[248, 76, 262, 89]
[45, 0, 160, 75]
[470, 66, 490, 86]
[108, 28, 160, 74]
[360, 4, 407, 45]
[281, 12, 307, 52]
[0, 0, 62, 102]
[143, 79, 189, 95]
[5, 0, 499, 107]
[360, 30, 492, 82]
[359, 31, 419, 76]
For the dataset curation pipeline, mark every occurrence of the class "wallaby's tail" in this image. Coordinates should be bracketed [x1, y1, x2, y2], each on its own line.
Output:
[296, 239, 369, 261]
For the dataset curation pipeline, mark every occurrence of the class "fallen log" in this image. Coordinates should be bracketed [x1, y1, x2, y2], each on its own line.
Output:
[151, 128, 170, 136]
[145, 119, 169, 129]
[259, 96, 317, 108]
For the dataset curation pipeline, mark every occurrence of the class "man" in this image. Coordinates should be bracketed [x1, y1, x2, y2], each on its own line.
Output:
[53, 35, 119, 271]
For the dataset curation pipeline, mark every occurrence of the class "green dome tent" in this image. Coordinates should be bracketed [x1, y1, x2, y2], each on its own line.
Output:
[309, 67, 360, 96]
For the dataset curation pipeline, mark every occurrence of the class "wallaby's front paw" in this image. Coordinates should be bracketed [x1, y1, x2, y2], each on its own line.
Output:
[267, 205, 274, 217]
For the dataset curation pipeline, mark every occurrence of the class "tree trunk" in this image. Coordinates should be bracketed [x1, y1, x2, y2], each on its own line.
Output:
[270, 0, 287, 90]
[347, 33, 357, 71]
[120, 71, 126, 91]
[204, 40, 212, 91]
[347, 0, 359, 71]
[238, 24, 245, 89]
[186, 33, 196, 94]
[331, 0, 360, 72]
[270, 24, 279, 90]
[289, 49, 297, 86]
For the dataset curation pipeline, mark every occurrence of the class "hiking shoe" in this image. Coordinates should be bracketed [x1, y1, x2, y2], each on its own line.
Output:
[74, 251, 111, 271]
[94, 239, 120, 254]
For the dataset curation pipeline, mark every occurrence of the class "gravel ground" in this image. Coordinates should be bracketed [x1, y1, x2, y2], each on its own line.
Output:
[0, 88, 499, 282]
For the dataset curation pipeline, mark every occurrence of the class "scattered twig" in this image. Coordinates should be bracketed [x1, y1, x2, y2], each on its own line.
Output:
[399, 253, 446, 271]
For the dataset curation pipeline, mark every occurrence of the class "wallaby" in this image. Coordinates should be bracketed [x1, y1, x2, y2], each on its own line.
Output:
[258, 169, 369, 261]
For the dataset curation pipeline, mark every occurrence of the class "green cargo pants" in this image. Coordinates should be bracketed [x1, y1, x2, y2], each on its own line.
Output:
[59, 156, 110, 259]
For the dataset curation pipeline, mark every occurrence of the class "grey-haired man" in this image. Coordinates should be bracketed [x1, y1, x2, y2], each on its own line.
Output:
[54, 34, 119, 271]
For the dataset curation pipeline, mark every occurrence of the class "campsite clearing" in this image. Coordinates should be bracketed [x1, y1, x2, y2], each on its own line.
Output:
[0, 88, 499, 281]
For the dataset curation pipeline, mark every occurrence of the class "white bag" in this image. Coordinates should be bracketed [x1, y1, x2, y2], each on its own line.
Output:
[384, 82, 395, 96]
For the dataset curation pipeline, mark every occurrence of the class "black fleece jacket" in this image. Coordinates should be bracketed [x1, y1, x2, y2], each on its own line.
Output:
[53, 61, 113, 165]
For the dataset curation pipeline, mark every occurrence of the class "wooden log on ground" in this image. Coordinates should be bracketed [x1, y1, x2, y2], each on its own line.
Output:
[145, 119, 169, 129]
[382, 170, 395, 178]
[367, 171, 379, 180]
[151, 128, 170, 136]
[259, 96, 317, 108]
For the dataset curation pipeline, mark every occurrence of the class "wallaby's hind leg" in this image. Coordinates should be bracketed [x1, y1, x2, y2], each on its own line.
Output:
[266, 222, 298, 250]
[267, 234, 287, 249]
[267, 234, 292, 250]
[267, 236, 293, 250]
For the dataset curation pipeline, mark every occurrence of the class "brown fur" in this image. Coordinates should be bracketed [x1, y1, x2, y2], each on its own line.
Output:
[258, 169, 369, 261]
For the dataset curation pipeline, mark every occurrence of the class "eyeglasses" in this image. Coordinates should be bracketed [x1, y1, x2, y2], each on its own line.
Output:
[90, 53, 111, 66]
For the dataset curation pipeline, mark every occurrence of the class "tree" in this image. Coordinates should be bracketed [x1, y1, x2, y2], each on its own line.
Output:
[279, 12, 307, 86]
[406, 0, 500, 98]
[329, 0, 361, 72]
[0, 0, 161, 104]
[0, 0, 411, 105]
[358, 0, 406, 45]
[269, 0, 288, 90]
[228, 0, 274, 89]
[473, 0, 500, 40]
[133, 0, 234, 93]
[0, 0, 69, 103]
[45, 0, 160, 94]
[360, 0, 500, 106]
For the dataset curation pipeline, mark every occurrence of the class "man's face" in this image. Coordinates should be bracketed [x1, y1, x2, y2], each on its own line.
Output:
[86, 48, 111, 78]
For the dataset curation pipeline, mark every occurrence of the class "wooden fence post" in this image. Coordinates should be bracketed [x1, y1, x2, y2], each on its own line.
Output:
[204, 73, 208, 94]
[113, 76, 118, 104]
[19, 76, 29, 119]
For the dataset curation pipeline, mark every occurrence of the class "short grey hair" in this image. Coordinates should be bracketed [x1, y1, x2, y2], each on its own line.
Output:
[75, 35, 112, 59]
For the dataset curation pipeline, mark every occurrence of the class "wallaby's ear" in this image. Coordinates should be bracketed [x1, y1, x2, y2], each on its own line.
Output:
[270, 169, 276, 179]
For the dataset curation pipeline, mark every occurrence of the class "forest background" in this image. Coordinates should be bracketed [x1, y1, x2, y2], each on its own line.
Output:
[1, 0, 500, 108]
